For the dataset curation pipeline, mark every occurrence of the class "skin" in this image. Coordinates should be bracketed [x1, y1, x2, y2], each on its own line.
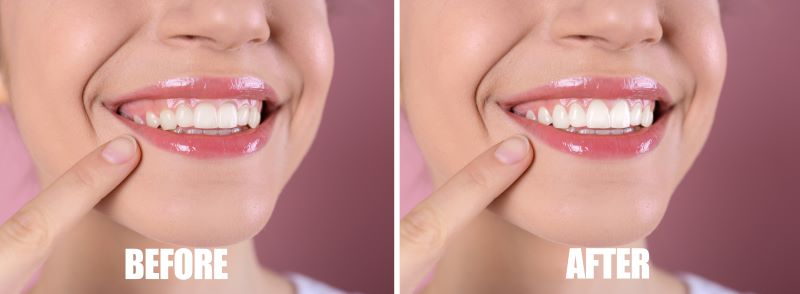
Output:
[401, 0, 726, 293]
[0, 0, 333, 292]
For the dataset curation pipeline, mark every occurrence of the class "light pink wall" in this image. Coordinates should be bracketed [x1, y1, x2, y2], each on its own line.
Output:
[400, 1, 800, 293]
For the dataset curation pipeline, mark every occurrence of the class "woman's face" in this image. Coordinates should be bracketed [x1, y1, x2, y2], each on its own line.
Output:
[402, 0, 726, 246]
[1, 0, 333, 246]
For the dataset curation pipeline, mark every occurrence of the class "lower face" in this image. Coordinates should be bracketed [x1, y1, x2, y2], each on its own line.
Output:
[2, 1, 333, 246]
[402, 0, 726, 246]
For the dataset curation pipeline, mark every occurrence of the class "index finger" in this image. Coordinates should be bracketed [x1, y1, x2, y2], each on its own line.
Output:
[0, 135, 140, 289]
[400, 135, 533, 291]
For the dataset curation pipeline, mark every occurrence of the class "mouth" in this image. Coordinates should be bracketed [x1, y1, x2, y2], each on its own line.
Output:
[104, 76, 280, 158]
[500, 76, 674, 159]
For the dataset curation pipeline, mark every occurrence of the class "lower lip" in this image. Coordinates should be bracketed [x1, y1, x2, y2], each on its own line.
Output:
[507, 110, 669, 159]
[115, 111, 276, 159]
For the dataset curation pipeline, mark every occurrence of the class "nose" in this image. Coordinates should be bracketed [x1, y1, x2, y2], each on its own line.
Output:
[550, 0, 663, 51]
[157, 0, 270, 51]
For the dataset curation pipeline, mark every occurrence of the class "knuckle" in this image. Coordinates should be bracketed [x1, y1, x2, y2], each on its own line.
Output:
[401, 207, 447, 252]
[1, 208, 52, 250]
[462, 166, 491, 193]
[70, 164, 101, 189]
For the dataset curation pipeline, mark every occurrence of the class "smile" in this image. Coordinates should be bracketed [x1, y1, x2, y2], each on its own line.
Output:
[104, 76, 280, 158]
[500, 76, 673, 158]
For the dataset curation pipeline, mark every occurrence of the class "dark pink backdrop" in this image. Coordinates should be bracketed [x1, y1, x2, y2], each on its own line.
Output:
[649, 1, 800, 292]
[399, 1, 800, 293]
[254, 1, 393, 293]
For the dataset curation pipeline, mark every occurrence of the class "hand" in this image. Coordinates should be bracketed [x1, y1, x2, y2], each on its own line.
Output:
[400, 135, 534, 294]
[0, 136, 141, 293]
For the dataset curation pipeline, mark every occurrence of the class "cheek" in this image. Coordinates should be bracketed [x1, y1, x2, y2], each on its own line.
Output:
[4, 2, 141, 181]
[672, 25, 727, 175]
[404, 18, 532, 179]
[273, 16, 333, 161]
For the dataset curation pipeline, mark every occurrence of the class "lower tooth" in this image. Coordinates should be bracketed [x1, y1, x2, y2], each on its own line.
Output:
[566, 127, 639, 135]
[169, 127, 246, 135]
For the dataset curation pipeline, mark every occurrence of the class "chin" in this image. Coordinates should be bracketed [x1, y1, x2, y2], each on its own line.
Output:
[489, 125, 683, 247]
[94, 126, 294, 247]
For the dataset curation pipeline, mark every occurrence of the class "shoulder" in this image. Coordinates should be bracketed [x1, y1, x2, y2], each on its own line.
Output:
[287, 273, 352, 294]
[679, 273, 743, 294]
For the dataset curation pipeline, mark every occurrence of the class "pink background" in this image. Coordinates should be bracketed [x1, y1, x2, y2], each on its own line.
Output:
[256, 1, 393, 293]
[0, 1, 393, 293]
[400, 1, 800, 293]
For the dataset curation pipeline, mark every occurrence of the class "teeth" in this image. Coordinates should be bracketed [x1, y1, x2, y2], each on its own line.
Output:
[159, 109, 177, 131]
[248, 107, 261, 129]
[609, 100, 631, 128]
[176, 104, 194, 128]
[525, 110, 536, 121]
[237, 105, 250, 126]
[641, 106, 654, 127]
[552, 104, 569, 129]
[537, 107, 552, 126]
[121, 100, 267, 134]
[515, 99, 659, 134]
[145, 112, 160, 128]
[630, 104, 643, 126]
[573, 126, 636, 135]
[586, 100, 611, 128]
[217, 103, 238, 129]
[568, 103, 587, 128]
[193, 103, 218, 129]
[174, 127, 244, 135]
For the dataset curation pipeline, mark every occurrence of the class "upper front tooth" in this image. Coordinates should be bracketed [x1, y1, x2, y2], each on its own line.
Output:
[630, 104, 643, 126]
[194, 103, 218, 129]
[537, 107, 552, 126]
[568, 103, 586, 128]
[145, 111, 160, 128]
[641, 106, 654, 127]
[237, 105, 250, 126]
[160, 109, 177, 130]
[586, 100, 611, 128]
[248, 107, 261, 128]
[525, 110, 536, 120]
[217, 103, 238, 129]
[610, 100, 631, 128]
[552, 104, 569, 129]
[176, 104, 194, 128]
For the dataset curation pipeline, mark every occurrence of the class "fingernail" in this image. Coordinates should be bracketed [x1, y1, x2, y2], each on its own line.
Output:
[494, 135, 530, 164]
[102, 136, 137, 164]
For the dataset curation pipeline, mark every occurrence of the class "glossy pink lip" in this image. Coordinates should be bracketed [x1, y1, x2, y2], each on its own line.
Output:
[499, 76, 672, 159]
[106, 76, 279, 159]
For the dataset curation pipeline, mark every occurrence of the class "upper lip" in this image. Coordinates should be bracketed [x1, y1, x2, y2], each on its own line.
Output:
[497, 76, 673, 109]
[102, 76, 280, 111]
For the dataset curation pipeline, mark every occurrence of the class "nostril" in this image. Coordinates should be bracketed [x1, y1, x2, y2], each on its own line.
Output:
[176, 34, 211, 42]
[248, 37, 267, 46]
